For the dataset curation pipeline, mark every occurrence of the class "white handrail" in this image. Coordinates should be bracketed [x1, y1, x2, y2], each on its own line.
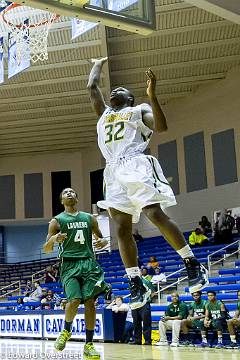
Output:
[32, 268, 47, 283]
[207, 239, 240, 276]
[0, 280, 21, 298]
[156, 267, 187, 303]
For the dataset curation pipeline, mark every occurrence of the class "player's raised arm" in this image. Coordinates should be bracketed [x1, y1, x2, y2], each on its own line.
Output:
[142, 68, 168, 133]
[87, 57, 108, 117]
[43, 218, 67, 254]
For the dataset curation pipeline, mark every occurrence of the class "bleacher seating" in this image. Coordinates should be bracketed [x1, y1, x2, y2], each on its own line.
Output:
[0, 233, 239, 332]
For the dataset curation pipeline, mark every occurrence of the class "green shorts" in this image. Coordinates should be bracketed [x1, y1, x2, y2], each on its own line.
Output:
[60, 257, 108, 302]
[192, 319, 204, 330]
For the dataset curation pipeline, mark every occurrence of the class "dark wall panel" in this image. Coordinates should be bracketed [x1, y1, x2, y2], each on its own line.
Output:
[24, 173, 43, 218]
[0, 175, 15, 219]
[158, 141, 179, 195]
[51, 171, 71, 216]
[184, 132, 207, 192]
[212, 129, 238, 186]
[90, 168, 104, 205]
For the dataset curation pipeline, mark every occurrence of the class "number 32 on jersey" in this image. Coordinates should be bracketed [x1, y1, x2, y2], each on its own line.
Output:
[105, 121, 125, 144]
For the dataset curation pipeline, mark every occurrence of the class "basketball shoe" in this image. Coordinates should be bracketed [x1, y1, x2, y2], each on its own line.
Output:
[128, 276, 151, 310]
[183, 257, 209, 293]
[54, 329, 71, 351]
[83, 342, 100, 359]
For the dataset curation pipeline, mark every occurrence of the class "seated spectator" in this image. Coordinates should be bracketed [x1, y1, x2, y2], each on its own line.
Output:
[199, 216, 212, 235]
[107, 296, 133, 343]
[155, 292, 188, 347]
[23, 280, 42, 303]
[15, 298, 26, 311]
[201, 291, 227, 348]
[226, 290, 240, 349]
[181, 291, 207, 345]
[147, 256, 159, 275]
[189, 228, 208, 246]
[141, 267, 152, 282]
[24, 280, 33, 296]
[45, 265, 57, 283]
[151, 267, 166, 284]
[214, 209, 235, 244]
[133, 229, 144, 243]
[48, 289, 61, 308]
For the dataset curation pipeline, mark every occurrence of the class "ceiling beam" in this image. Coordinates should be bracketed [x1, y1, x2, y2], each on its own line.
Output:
[109, 36, 240, 60]
[108, 19, 229, 43]
[111, 54, 240, 76]
[186, 0, 240, 25]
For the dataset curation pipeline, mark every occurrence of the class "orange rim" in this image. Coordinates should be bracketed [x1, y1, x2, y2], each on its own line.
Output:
[2, 2, 60, 29]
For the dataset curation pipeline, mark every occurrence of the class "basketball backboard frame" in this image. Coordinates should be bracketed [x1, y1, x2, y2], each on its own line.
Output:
[15, 0, 156, 35]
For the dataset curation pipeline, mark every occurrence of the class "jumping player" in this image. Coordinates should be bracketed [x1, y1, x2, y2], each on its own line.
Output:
[87, 58, 208, 309]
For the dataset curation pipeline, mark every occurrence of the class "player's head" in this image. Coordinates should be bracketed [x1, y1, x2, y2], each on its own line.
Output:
[115, 296, 123, 306]
[171, 292, 179, 304]
[110, 87, 134, 107]
[60, 188, 78, 207]
[192, 291, 202, 301]
[207, 290, 216, 301]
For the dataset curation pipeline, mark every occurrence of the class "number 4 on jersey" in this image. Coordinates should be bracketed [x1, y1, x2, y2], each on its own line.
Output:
[74, 229, 85, 244]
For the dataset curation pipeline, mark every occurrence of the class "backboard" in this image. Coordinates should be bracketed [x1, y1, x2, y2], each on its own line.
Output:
[15, 0, 156, 35]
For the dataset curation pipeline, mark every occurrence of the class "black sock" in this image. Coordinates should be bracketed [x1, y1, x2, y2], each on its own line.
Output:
[86, 329, 94, 344]
[64, 321, 73, 332]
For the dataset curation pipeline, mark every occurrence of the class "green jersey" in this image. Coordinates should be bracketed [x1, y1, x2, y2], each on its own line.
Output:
[189, 299, 206, 318]
[55, 211, 93, 259]
[165, 301, 188, 319]
[206, 300, 223, 320]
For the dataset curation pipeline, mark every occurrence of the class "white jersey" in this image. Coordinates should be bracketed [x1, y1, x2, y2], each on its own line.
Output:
[97, 104, 153, 163]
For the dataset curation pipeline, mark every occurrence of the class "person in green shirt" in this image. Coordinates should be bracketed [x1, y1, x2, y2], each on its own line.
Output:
[226, 290, 240, 349]
[201, 290, 227, 348]
[44, 188, 110, 359]
[156, 292, 188, 347]
[181, 291, 207, 346]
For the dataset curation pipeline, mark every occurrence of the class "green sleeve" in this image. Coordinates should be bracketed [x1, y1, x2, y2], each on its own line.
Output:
[165, 305, 171, 316]
[179, 303, 188, 319]
[237, 302, 240, 312]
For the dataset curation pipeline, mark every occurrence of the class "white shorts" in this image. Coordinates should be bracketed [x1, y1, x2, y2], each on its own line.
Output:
[97, 154, 177, 223]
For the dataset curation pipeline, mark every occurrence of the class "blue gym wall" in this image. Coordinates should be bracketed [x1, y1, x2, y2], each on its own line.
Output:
[4, 224, 58, 263]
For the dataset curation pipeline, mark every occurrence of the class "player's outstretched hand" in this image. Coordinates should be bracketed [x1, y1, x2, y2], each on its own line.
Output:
[54, 232, 67, 244]
[146, 68, 156, 98]
[95, 238, 108, 249]
[90, 57, 108, 65]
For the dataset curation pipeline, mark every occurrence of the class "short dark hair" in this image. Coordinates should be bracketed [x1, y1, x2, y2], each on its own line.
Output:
[35, 281, 40, 286]
[207, 290, 216, 296]
[59, 188, 78, 202]
[192, 291, 202, 296]
[115, 296, 123, 301]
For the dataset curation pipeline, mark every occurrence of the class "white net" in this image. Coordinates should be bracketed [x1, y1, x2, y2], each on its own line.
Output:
[3, 4, 59, 63]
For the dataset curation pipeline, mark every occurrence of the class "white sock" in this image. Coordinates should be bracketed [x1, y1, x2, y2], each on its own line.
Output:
[218, 335, 222, 344]
[202, 335, 207, 343]
[230, 335, 236, 343]
[126, 267, 141, 278]
[177, 245, 194, 259]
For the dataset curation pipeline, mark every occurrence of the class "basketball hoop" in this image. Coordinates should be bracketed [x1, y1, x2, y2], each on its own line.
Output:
[2, 2, 60, 63]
